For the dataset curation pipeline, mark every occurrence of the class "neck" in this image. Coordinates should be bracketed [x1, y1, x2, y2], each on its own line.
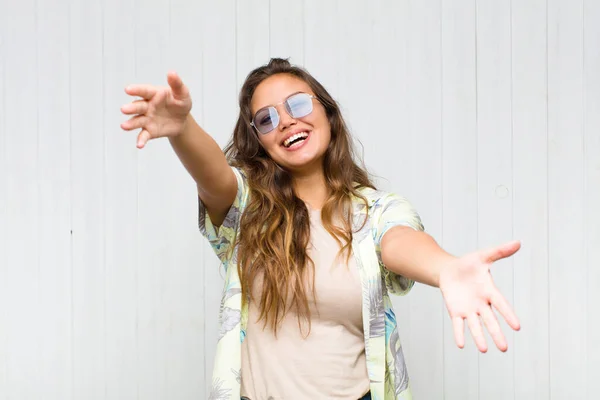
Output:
[291, 168, 329, 210]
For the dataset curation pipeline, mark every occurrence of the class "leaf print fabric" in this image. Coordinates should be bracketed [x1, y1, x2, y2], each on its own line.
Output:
[373, 192, 424, 296]
[208, 378, 232, 400]
[198, 167, 423, 399]
[198, 167, 248, 267]
[218, 307, 241, 341]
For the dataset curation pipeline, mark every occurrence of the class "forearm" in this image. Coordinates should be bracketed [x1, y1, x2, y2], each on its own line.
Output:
[380, 226, 456, 287]
[168, 114, 236, 198]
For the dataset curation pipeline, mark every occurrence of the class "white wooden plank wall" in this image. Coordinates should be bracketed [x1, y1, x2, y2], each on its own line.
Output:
[440, 0, 478, 397]
[512, 0, 550, 398]
[0, 0, 598, 399]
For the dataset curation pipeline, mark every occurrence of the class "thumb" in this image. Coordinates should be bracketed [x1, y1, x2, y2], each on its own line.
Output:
[481, 240, 521, 263]
[166, 71, 189, 100]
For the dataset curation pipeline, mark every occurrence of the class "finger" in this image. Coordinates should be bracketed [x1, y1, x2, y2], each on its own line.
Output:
[491, 290, 521, 331]
[137, 129, 151, 149]
[121, 100, 148, 116]
[124, 84, 158, 100]
[121, 115, 149, 131]
[466, 314, 488, 353]
[166, 71, 189, 100]
[452, 316, 465, 349]
[482, 240, 521, 263]
[480, 306, 508, 352]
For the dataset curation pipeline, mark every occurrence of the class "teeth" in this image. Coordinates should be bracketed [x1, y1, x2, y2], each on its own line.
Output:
[284, 132, 309, 147]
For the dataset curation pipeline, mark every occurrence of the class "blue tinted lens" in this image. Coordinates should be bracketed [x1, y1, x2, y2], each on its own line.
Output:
[286, 93, 313, 118]
[253, 107, 279, 134]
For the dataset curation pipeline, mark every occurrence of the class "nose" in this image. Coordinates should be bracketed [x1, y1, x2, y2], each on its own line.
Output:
[276, 104, 297, 131]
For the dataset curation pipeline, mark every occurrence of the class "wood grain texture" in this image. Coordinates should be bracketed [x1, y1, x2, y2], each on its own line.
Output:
[584, 0, 600, 397]
[103, 0, 139, 396]
[0, 1, 596, 397]
[0, 4, 6, 396]
[70, 0, 106, 396]
[476, 1, 515, 398]
[441, 1, 479, 398]
[512, 0, 550, 398]
[3, 0, 42, 398]
[269, 0, 304, 64]
[37, 0, 72, 397]
[548, 0, 587, 398]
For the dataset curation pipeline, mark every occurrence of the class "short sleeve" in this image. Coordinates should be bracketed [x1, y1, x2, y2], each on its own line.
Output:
[198, 166, 249, 265]
[373, 193, 425, 295]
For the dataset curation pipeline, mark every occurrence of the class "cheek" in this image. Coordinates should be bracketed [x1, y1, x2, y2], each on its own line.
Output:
[257, 135, 280, 157]
[315, 116, 332, 142]
[312, 110, 330, 134]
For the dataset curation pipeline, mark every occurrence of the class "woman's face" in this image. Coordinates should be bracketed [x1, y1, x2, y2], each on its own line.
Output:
[250, 73, 331, 174]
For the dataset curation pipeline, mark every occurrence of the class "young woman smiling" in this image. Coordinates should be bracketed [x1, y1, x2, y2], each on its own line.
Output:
[121, 58, 521, 400]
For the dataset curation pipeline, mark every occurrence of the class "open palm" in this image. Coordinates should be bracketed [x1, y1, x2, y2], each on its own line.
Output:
[120, 71, 192, 148]
[439, 240, 521, 353]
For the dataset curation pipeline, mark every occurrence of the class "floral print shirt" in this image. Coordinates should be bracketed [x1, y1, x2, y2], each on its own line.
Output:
[198, 167, 424, 400]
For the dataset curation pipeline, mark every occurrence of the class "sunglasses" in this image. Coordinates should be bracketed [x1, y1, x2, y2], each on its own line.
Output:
[250, 92, 317, 135]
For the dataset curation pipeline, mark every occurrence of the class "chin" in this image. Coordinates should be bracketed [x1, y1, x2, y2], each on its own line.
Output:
[280, 153, 325, 172]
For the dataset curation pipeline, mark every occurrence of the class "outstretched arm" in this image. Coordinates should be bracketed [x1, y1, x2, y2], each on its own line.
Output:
[121, 71, 237, 226]
[381, 226, 521, 353]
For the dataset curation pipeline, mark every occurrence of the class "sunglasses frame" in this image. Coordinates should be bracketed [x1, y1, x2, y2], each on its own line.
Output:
[250, 92, 317, 135]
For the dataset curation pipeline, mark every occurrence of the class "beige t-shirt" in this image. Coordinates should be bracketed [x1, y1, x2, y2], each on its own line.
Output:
[240, 208, 370, 400]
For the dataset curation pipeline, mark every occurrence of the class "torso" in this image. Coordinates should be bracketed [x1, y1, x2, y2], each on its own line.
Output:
[240, 208, 370, 399]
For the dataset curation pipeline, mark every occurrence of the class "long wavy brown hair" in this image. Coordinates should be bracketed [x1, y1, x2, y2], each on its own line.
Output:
[224, 58, 375, 335]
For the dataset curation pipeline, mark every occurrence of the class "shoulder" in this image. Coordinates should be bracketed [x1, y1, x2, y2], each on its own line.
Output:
[354, 185, 424, 230]
[354, 186, 400, 208]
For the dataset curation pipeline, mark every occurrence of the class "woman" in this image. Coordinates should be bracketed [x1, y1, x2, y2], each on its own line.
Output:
[121, 58, 521, 400]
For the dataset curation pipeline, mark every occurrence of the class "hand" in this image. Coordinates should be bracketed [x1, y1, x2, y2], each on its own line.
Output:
[439, 240, 521, 353]
[120, 71, 192, 148]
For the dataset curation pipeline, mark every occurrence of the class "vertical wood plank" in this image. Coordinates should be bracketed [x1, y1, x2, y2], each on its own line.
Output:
[200, 2, 238, 397]
[335, 0, 372, 179]
[166, 0, 208, 398]
[547, 0, 586, 398]
[236, 0, 270, 89]
[134, 0, 172, 397]
[37, 0, 73, 398]
[584, 0, 600, 396]
[3, 0, 42, 397]
[164, 1, 206, 398]
[269, 0, 304, 64]
[361, 0, 408, 185]
[441, 1, 480, 398]
[103, 0, 139, 396]
[70, 0, 106, 397]
[511, 0, 550, 397]
[476, 1, 515, 399]
[0, 3, 7, 397]
[303, 0, 339, 95]
[401, 0, 445, 397]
